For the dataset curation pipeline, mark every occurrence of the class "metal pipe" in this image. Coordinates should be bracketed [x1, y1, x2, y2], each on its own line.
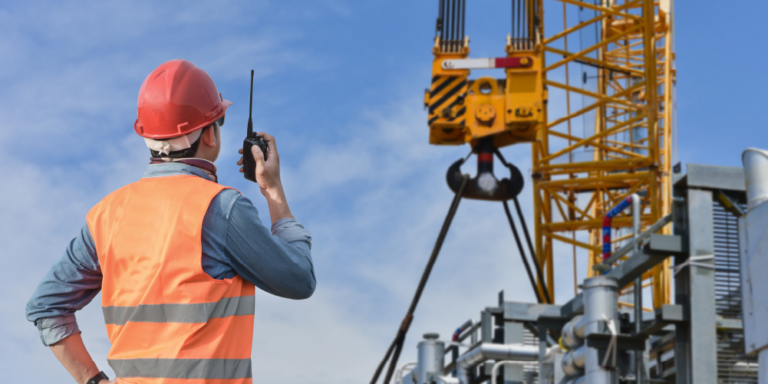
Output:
[600, 213, 672, 266]
[395, 362, 417, 384]
[631, 193, 643, 384]
[743, 148, 768, 210]
[417, 333, 445, 384]
[561, 315, 586, 349]
[491, 361, 526, 384]
[583, 275, 619, 384]
[435, 376, 459, 384]
[456, 343, 540, 384]
[458, 320, 479, 343]
[759, 349, 768, 384]
[452, 319, 473, 342]
[601, 196, 634, 262]
[562, 345, 586, 377]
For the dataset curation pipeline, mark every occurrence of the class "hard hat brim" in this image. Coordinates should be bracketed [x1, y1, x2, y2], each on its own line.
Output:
[135, 99, 232, 140]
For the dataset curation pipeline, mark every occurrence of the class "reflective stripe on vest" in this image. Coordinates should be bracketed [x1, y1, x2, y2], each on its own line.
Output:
[87, 175, 255, 382]
[109, 358, 252, 379]
[103, 295, 255, 325]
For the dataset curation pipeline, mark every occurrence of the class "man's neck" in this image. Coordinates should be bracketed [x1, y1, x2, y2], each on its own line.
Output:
[150, 157, 218, 182]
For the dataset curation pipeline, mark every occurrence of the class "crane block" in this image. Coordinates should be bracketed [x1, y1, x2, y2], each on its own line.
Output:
[427, 46, 545, 149]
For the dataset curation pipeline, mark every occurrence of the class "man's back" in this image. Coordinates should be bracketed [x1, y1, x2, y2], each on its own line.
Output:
[26, 60, 314, 384]
[89, 174, 255, 382]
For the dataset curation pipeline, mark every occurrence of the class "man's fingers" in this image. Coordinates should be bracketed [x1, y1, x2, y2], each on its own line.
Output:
[239, 166, 244, 173]
[258, 132, 278, 158]
[237, 157, 243, 166]
[238, 148, 243, 154]
[251, 145, 266, 168]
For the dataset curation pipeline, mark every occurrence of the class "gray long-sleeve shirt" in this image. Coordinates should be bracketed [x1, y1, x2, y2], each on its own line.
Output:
[26, 162, 315, 346]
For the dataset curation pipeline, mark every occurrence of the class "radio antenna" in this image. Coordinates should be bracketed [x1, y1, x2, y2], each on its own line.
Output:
[247, 69, 254, 136]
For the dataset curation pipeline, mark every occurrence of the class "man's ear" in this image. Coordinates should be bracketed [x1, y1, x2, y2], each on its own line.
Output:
[201, 126, 217, 147]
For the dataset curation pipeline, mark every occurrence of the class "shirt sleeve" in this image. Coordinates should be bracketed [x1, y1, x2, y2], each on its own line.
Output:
[223, 194, 316, 300]
[25, 224, 102, 346]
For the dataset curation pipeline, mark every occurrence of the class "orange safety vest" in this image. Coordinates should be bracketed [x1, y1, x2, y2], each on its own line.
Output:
[86, 175, 255, 384]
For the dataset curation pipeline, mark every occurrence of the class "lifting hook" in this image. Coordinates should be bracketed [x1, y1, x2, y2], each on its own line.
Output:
[446, 138, 524, 201]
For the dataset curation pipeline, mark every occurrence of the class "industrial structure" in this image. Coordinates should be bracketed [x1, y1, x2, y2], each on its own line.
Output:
[370, 1, 768, 383]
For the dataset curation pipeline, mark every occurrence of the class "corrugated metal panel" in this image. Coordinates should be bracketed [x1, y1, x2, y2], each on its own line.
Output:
[713, 203, 758, 383]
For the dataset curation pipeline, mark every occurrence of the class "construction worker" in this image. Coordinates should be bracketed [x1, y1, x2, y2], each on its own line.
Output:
[25, 59, 316, 384]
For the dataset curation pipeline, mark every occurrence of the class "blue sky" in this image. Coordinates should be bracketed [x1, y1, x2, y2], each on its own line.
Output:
[1, 1, 766, 383]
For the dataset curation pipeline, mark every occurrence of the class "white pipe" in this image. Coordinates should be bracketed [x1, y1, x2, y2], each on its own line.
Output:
[631, 193, 644, 383]
[456, 343, 540, 384]
[562, 345, 586, 377]
[561, 315, 586, 349]
[760, 349, 768, 384]
[490, 361, 527, 384]
[583, 276, 619, 384]
[743, 148, 768, 210]
[417, 335, 444, 384]
[434, 376, 459, 384]
[394, 362, 417, 384]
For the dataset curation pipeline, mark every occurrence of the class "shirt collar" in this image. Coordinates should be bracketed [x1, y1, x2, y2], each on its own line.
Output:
[143, 159, 218, 183]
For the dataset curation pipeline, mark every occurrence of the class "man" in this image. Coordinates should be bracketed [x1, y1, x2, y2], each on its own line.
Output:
[26, 59, 315, 384]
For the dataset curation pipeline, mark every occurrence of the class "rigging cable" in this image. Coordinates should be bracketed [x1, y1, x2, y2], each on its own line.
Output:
[503, 200, 543, 304]
[495, 148, 552, 304]
[369, 175, 469, 384]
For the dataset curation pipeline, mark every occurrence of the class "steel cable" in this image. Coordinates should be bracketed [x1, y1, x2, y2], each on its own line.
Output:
[494, 148, 552, 304]
[370, 175, 469, 384]
[503, 200, 543, 304]
[513, 197, 551, 304]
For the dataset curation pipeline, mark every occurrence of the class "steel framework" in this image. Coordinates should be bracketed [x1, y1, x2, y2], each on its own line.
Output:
[533, 0, 676, 306]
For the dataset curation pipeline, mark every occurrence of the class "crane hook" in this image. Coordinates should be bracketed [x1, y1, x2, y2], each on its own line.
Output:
[446, 138, 524, 201]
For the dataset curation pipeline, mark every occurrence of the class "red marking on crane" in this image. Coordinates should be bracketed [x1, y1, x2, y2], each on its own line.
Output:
[478, 153, 494, 162]
[494, 57, 533, 68]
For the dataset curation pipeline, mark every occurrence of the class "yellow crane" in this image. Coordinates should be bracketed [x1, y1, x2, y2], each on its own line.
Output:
[371, 2, 675, 381]
[425, 0, 675, 307]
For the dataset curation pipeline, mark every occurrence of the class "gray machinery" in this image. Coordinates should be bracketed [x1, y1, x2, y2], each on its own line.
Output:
[741, 148, 768, 383]
[399, 156, 766, 384]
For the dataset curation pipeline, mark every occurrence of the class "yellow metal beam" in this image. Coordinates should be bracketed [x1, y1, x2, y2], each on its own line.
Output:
[544, 24, 644, 73]
[542, 113, 647, 163]
[554, 0, 642, 22]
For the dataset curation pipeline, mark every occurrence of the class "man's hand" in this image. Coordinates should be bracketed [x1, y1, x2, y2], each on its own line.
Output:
[49, 333, 115, 384]
[238, 132, 282, 196]
[237, 132, 294, 223]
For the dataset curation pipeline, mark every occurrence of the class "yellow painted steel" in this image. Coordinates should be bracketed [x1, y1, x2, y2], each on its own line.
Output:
[533, 0, 675, 306]
[424, 0, 675, 307]
[427, 41, 470, 145]
[426, 40, 545, 149]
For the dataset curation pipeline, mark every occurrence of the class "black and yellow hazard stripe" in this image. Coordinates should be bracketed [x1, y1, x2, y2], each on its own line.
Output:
[427, 75, 467, 126]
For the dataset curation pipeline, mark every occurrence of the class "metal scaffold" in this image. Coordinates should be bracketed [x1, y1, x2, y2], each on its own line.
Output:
[419, 0, 677, 307]
[533, 0, 676, 308]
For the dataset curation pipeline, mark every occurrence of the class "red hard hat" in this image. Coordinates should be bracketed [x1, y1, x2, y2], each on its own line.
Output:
[134, 59, 232, 139]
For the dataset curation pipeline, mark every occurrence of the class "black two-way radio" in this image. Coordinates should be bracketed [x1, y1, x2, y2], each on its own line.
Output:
[243, 69, 268, 183]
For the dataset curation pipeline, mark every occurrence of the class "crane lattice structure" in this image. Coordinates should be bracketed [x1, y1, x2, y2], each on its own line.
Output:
[370, 2, 677, 382]
[532, 0, 675, 307]
[424, 0, 676, 307]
